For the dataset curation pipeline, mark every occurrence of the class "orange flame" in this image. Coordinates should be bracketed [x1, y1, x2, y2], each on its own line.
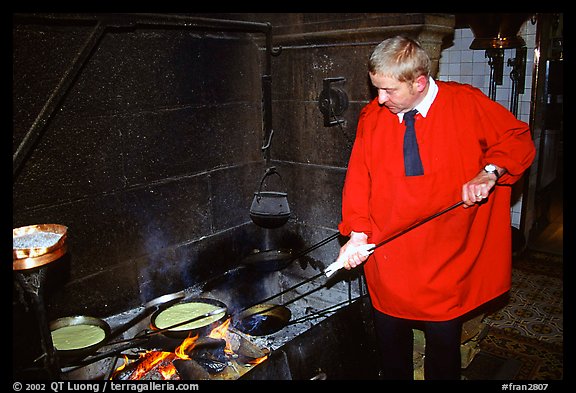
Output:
[208, 318, 234, 355]
[207, 318, 231, 339]
[249, 354, 269, 366]
[110, 355, 128, 379]
[175, 334, 199, 359]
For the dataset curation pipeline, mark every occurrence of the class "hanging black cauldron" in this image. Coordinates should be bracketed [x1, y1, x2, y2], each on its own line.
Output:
[250, 167, 291, 229]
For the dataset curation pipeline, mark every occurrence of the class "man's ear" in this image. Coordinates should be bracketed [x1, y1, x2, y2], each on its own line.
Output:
[415, 75, 428, 93]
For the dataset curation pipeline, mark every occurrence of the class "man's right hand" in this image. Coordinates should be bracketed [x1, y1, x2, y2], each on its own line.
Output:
[336, 231, 374, 270]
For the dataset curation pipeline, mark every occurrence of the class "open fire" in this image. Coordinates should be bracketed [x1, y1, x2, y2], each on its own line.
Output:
[111, 318, 268, 380]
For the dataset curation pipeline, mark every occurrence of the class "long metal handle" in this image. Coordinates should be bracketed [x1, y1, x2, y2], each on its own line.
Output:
[287, 294, 368, 325]
[237, 271, 325, 314]
[234, 232, 340, 313]
[289, 232, 340, 262]
[324, 200, 465, 277]
[204, 231, 339, 292]
[369, 200, 464, 252]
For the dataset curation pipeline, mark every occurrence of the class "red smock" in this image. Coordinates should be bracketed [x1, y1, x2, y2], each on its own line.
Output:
[338, 81, 536, 321]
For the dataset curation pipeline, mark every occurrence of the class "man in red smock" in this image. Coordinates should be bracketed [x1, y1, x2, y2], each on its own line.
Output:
[336, 36, 536, 380]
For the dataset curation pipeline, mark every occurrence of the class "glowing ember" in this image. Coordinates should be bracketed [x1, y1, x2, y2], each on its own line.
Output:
[129, 351, 174, 380]
[249, 354, 268, 366]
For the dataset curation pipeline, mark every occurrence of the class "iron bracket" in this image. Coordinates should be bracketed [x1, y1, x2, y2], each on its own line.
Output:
[318, 77, 348, 127]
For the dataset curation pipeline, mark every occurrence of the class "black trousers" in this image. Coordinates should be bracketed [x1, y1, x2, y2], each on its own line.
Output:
[373, 308, 463, 380]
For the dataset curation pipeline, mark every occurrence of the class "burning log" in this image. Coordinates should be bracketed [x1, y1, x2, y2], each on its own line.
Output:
[187, 337, 226, 355]
[187, 337, 228, 374]
[172, 359, 210, 380]
[237, 337, 268, 362]
[192, 357, 228, 374]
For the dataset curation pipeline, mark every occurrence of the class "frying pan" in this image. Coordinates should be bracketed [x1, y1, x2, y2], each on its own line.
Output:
[231, 276, 330, 336]
[236, 296, 367, 337]
[241, 232, 340, 272]
[49, 315, 111, 358]
[233, 303, 291, 336]
[240, 248, 294, 272]
[202, 232, 341, 291]
[150, 297, 229, 339]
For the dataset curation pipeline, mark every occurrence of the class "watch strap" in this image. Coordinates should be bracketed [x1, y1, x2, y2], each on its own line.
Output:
[484, 164, 500, 180]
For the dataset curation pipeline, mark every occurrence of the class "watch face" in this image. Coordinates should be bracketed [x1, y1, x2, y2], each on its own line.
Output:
[485, 164, 496, 172]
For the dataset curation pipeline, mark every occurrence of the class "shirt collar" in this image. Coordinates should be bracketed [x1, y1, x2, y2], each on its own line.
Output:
[398, 77, 438, 122]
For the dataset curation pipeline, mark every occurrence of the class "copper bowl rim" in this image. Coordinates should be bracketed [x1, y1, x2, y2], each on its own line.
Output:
[13, 224, 68, 270]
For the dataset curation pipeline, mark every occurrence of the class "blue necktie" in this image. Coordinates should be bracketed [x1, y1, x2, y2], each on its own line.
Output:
[403, 109, 424, 176]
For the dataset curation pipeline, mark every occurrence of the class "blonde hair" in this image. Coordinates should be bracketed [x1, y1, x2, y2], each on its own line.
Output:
[368, 36, 431, 83]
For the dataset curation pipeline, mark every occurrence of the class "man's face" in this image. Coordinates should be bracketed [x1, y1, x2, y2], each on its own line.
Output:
[369, 73, 419, 114]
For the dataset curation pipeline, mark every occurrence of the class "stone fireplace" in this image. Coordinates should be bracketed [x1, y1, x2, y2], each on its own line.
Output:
[12, 13, 455, 379]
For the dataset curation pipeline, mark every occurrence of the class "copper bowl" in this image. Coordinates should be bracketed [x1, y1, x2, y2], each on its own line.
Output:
[13, 224, 68, 271]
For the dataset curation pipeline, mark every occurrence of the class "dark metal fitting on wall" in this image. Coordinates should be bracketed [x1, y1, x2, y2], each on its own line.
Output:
[508, 47, 527, 95]
[485, 48, 505, 101]
[318, 77, 348, 127]
[508, 47, 527, 116]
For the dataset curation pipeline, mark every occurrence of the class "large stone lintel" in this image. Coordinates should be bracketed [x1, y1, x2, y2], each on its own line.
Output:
[264, 14, 452, 42]
[254, 13, 455, 77]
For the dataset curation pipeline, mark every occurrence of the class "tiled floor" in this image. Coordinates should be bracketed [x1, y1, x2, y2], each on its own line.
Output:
[483, 251, 563, 346]
[472, 249, 564, 380]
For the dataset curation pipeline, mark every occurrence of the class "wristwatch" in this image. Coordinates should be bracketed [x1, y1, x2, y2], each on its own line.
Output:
[484, 164, 500, 180]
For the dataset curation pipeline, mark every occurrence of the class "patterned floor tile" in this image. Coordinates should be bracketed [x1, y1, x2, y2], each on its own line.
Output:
[483, 251, 563, 347]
